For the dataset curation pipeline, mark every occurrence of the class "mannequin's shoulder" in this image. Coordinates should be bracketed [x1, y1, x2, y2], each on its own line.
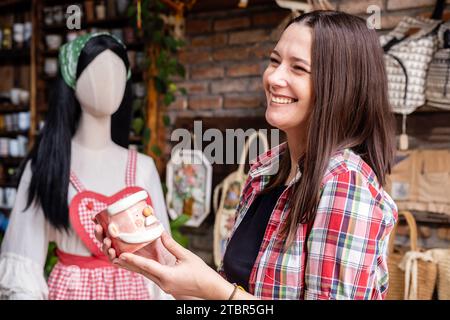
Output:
[111, 144, 158, 174]
[136, 151, 157, 174]
[111, 144, 131, 156]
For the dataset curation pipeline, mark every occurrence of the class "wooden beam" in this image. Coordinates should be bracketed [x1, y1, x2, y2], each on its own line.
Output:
[29, 0, 39, 148]
[145, 45, 165, 175]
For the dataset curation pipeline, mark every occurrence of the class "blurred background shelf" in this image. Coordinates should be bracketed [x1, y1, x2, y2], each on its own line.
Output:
[0, 181, 19, 188]
[414, 104, 450, 113]
[0, 104, 29, 113]
[0, 130, 29, 138]
[0, 0, 31, 10]
[0, 156, 25, 166]
[0, 49, 30, 64]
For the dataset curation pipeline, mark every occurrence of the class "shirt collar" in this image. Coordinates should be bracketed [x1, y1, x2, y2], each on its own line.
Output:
[248, 142, 302, 185]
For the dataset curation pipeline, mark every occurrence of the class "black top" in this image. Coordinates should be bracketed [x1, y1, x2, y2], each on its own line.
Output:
[222, 185, 287, 291]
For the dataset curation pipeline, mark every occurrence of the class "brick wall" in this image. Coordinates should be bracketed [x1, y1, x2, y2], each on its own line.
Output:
[164, 0, 450, 266]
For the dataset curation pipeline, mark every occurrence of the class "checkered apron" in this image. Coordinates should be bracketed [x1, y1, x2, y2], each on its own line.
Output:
[47, 147, 152, 300]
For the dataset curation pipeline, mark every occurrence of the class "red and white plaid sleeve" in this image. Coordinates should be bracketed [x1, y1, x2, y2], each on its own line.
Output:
[304, 169, 397, 300]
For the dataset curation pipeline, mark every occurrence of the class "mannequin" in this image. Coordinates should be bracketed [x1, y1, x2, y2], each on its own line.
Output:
[0, 33, 171, 300]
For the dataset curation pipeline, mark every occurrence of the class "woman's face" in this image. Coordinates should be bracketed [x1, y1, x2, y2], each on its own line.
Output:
[263, 24, 312, 136]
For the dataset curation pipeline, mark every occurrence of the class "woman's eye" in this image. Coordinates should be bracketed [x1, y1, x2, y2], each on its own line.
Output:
[269, 57, 280, 65]
[293, 65, 306, 73]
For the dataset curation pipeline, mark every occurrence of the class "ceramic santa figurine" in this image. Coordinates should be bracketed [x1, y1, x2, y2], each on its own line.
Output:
[95, 190, 165, 256]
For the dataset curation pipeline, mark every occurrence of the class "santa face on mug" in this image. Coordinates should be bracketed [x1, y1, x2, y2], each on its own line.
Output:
[95, 191, 164, 255]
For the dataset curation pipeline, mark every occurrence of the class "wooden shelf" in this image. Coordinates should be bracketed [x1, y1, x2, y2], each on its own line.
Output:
[0, 104, 29, 113]
[44, 49, 59, 56]
[0, 156, 25, 167]
[0, 181, 18, 188]
[414, 104, 450, 113]
[0, 0, 31, 10]
[0, 49, 30, 64]
[0, 129, 29, 138]
[400, 211, 450, 226]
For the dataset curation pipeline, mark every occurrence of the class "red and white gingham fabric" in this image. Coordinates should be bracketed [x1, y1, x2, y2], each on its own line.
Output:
[48, 262, 149, 300]
[47, 147, 151, 300]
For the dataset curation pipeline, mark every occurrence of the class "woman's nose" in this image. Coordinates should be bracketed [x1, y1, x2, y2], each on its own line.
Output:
[267, 66, 288, 88]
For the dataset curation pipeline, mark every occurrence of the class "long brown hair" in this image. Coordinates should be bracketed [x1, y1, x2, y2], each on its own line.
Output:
[266, 11, 396, 246]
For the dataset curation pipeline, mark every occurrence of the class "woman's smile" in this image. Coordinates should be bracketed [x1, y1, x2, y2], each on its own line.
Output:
[270, 92, 299, 105]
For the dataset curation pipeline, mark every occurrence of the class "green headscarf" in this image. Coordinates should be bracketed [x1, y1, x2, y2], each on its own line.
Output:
[58, 32, 131, 89]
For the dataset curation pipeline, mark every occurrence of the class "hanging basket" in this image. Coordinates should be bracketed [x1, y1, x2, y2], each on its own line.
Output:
[430, 248, 450, 300]
[386, 210, 437, 300]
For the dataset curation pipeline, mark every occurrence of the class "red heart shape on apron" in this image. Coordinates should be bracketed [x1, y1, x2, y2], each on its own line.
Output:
[69, 186, 152, 257]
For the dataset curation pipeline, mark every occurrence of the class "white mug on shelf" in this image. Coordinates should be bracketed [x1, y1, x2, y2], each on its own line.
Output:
[4, 115, 13, 131]
[19, 90, 30, 105]
[9, 139, 19, 158]
[53, 6, 64, 24]
[12, 113, 19, 131]
[133, 82, 146, 98]
[24, 22, 32, 45]
[44, 7, 54, 25]
[45, 34, 62, 50]
[10, 88, 21, 105]
[18, 112, 30, 131]
[13, 23, 24, 48]
[16, 135, 28, 157]
[44, 58, 58, 76]
[4, 188, 17, 208]
[95, 3, 106, 20]
[116, 0, 130, 15]
[0, 139, 9, 157]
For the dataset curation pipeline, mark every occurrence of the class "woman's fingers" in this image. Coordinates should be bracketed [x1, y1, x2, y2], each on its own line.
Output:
[160, 231, 188, 260]
[114, 257, 163, 289]
[117, 252, 166, 281]
[107, 247, 116, 261]
[102, 237, 116, 260]
[94, 224, 104, 243]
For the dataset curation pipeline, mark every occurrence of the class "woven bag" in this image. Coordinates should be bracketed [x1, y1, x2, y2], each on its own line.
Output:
[386, 210, 437, 300]
[212, 131, 268, 267]
[380, 16, 441, 115]
[426, 22, 450, 109]
[430, 248, 450, 300]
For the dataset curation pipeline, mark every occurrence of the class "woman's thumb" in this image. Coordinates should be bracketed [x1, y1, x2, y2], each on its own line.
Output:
[161, 231, 187, 260]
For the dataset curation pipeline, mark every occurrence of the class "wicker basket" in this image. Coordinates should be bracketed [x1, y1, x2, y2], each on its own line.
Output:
[386, 210, 437, 300]
[430, 249, 450, 300]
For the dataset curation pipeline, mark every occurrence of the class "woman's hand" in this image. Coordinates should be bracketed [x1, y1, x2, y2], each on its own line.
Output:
[94, 224, 176, 266]
[113, 232, 237, 300]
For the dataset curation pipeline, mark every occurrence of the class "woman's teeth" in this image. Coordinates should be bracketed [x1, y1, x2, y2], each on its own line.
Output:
[271, 96, 296, 104]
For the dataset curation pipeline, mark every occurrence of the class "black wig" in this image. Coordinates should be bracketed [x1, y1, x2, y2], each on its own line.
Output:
[22, 35, 133, 230]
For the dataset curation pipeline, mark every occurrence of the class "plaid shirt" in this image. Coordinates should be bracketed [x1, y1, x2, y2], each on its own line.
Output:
[219, 143, 398, 300]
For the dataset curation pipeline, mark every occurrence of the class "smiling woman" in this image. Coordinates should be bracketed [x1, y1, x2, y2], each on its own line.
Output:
[95, 10, 398, 300]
